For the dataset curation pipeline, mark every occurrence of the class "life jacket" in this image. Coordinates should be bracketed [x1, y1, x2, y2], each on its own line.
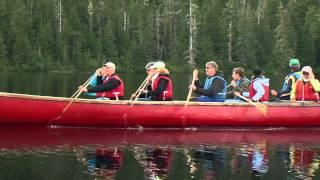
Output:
[152, 75, 173, 100]
[234, 77, 251, 100]
[281, 71, 302, 91]
[249, 77, 269, 101]
[96, 75, 124, 99]
[202, 75, 227, 102]
[294, 80, 319, 101]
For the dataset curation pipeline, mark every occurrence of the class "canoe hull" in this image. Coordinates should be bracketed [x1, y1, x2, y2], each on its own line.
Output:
[1, 92, 320, 127]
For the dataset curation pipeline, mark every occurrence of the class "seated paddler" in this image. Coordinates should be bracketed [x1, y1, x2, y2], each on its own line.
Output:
[138, 61, 173, 101]
[248, 67, 270, 102]
[79, 62, 124, 100]
[291, 66, 320, 102]
[190, 61, 227, 102]
[226, 67, 250, 102]
[271, 59, 302, 100]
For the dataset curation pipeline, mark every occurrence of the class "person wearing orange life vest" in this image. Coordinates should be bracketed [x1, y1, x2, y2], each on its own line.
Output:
[140, 61, 173, 101]
[79, 62, 124, 100]
[249, 67, 270, 102]
[291, 66, 320, 102]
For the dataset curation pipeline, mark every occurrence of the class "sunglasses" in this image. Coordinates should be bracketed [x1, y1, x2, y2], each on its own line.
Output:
[302, 71, 309, 75]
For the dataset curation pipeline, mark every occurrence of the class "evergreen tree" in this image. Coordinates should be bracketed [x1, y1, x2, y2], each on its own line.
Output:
[301, 6, 320, 68]
[273, 2, 297, 70]
[0, 0, 319, 72]
[0, 35, 7, 71]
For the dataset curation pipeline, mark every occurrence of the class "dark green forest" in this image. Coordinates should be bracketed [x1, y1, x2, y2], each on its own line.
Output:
[0, 0, 319, 73]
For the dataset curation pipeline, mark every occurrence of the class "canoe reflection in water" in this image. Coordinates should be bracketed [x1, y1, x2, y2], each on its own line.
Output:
[1, 126, 320, 179]
[78, 148, 123, 179]
[134, 147, 172, 180]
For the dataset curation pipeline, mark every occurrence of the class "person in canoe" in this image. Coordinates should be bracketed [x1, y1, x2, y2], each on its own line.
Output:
[79, 62, 124, 100]
[131, 61, 155, 100]
[226, 67, 251, 102]
[291, 66, 320, 102]
[138, 61, 173, 101]
[247, 67, 270, 102]
[271, 59, 302, 100]
[190, 61, 227, 102]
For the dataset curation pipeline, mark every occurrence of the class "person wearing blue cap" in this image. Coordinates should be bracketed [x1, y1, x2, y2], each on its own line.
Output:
[271, 58, 302, 100]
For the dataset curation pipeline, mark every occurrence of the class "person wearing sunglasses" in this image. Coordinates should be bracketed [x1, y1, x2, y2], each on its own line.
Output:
[139, 61, 173, 101]
[291, 66, 320, 102]
[190, 61, 227, 102]
[271, 59, 302, 100]
[131, 62, 156, 100]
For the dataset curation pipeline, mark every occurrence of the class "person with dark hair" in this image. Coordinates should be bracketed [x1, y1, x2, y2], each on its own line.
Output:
[271, 59, 302, 100]
[226, 67, 251, 101]
[190, 61, 227, 102]
[248, 67, 269, 102]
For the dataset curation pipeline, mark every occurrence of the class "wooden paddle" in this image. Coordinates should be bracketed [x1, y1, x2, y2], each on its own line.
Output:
[129, 77, 149, 101]
[185, 69, 197, 105]
[235, 93, 268, 116]
[70, 73, 97, 98]
[133, 81, 149, 101]
[53, 73, 97, 121]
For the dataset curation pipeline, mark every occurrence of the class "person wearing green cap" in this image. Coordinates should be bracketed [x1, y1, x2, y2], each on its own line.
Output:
[271, 58, 302, 100]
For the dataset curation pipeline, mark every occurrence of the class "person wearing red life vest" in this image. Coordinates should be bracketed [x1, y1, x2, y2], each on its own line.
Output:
[140, 61, 173, 101]
[79, 62, 124, 100]
[249, 67, 270, 102]
[291, 66, 320, 102]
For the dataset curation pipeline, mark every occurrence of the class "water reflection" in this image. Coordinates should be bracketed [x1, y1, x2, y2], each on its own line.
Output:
[78, 147, 123, 179]
[0, 126, 320, 179]
[288, 146, 319, 180]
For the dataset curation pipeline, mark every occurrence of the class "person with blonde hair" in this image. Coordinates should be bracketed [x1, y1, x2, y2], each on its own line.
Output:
[140, 61, 173, 101]
[291, 66, 320, 102]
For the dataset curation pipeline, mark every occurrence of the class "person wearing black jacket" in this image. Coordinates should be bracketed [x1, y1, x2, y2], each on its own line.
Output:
[271, 59, 301, 100]
[140, 61, 173, 101]
[190, 61, 227, 102]
[79, 62, 124, 100]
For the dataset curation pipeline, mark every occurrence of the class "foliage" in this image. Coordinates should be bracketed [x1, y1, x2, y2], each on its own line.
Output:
[0, 0, 319, 73]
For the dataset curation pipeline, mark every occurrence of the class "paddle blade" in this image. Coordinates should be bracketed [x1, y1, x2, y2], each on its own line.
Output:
[256, 104, 268, 117]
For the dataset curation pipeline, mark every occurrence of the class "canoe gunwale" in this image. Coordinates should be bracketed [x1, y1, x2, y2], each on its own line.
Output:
[0, 92, 319, 107]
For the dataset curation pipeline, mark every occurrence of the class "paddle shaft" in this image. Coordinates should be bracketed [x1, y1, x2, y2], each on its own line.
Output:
[134, 80, 149, 101]
[130, 77, 148, 101]
[235, 93, 268, 116]
[71, 73, 97, 98]
[62, 73, 97, 114]
[186, 76, 196, 103]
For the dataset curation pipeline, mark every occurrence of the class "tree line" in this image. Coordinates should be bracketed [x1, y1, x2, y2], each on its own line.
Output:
[0, 0, 319, 73]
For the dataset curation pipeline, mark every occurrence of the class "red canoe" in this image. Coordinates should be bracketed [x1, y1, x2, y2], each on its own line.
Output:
[0, 92, 320, 127]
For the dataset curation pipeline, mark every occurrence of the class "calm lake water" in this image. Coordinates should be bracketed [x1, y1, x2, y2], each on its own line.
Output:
[0, 72, 319, 180]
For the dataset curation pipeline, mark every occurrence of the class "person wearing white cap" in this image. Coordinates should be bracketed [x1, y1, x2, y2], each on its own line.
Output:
[139, 61, 173, 101]
[291, 66, 320, 102]
[79, 62, 124, 100]
[271, 58, 302, 100]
